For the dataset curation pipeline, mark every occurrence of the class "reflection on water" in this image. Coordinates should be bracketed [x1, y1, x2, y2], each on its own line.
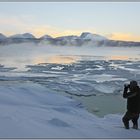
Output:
[0, 55, 138, 72]
[0, 55, 80, 71]
[109, 55, 129, 60]
[0, 54, 139, 72]
[0, 45, 140, 71]
[32, 55, 80, 65]
[33, 56, 48, 64]
[29, 55, 80, 65]
[32, 54, 136, 66]
[47, 55, 79, 64]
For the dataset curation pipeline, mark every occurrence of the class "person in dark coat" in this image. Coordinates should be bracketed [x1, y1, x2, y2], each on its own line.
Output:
[122, 80, 140, 129]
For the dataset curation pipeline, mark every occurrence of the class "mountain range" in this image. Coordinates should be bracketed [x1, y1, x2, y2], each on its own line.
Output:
[0, 32, 140, 47]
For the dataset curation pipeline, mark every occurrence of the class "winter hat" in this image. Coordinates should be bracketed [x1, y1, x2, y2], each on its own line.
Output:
[130, 80, 138, 87]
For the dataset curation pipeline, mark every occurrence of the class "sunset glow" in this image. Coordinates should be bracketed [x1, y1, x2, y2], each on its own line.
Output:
[109, 55, 129, 60]
[0, 2, 140, 41]
[47, 56, 78, 64]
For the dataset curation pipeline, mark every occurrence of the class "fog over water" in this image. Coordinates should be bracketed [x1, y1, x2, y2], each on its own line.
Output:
[0, 43, 140, 69]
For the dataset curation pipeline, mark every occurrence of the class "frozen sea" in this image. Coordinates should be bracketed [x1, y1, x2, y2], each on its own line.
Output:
[0, 43, 140, 117]
[1, 43, 140, 138]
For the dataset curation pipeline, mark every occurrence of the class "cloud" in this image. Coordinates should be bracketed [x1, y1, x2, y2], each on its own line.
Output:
[107, 33, 140, 42]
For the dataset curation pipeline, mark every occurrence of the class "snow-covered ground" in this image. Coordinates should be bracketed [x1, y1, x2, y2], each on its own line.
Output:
[0, 44, 140, 138]
[0, 81, 140, 138]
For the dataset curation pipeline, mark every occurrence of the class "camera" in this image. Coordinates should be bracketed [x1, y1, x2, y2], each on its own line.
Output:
[124, 84, 130, 88]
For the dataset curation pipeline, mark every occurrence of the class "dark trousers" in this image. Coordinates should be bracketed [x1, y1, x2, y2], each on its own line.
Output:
[122, 111, 139, 129]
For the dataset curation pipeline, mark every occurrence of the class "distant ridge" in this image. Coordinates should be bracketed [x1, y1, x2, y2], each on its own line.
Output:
[9, 33, 35, 39]
[40, 34, 52, 40]
[0, 32, 140, 47]
[80, 32, 108, 41]
[0, 33, 7, 40]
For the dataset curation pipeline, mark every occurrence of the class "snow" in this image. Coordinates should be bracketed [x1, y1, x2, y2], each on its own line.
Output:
[80, 32, 108, 41]
[0, 44, 140, 138]
[90, 74, 127, 83]
[51, 66, 64, 70]
[40, 34, 52, 39]
[0, 82, 140, 138]
[9, 33, 35, 39]
[0, 33, 7, 39]
[56, 35, 79, 40]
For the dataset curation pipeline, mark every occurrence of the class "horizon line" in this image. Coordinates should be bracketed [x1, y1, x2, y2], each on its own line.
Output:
[1, 32, 140, 42]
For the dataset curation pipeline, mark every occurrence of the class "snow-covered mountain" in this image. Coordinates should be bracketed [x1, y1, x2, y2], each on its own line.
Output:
[0, 33, 7, 40]
[53, 35, 83, 46]
[56, 35, 79, 40]
[0, 33, 37, 45]
[0, 32, 140, 47]
[9, 33, 35, 39]
[40, 34, 52, 40]
[80, 32, 108, 41]
[55, 33, 108, 42]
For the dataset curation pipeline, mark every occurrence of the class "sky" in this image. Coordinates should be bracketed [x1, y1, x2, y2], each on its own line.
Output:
[0, 2, 140, 41]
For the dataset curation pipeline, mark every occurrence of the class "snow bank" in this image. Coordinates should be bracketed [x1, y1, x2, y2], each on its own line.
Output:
[0, 82, 140, 138]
